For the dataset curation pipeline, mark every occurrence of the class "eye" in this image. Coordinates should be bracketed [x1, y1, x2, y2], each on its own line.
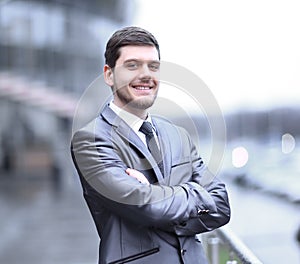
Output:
[125, 61, 139, 70]
[149, 62, 160, 71]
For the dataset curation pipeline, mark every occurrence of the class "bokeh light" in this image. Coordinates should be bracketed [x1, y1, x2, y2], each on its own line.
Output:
[232, 146, 249, 168]
[282, 133, 296, 154]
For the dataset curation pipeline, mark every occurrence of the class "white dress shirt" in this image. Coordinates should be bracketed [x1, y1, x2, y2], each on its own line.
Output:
[109, 102, 159, 147]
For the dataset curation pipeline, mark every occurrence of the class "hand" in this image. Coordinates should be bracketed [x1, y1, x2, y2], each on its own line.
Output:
[126, 168, 150, 186]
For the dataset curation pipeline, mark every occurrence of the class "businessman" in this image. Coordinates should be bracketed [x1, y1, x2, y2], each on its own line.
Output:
[71, 26, 230, 264]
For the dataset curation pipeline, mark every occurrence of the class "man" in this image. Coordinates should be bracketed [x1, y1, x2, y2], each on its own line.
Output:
[71, 26, 230, 264]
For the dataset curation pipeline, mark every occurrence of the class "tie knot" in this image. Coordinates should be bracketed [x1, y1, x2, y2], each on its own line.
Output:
[139, 121, 154, 136]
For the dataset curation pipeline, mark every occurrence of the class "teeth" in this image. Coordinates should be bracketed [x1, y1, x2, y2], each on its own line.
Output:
[135, 86, 150, 90]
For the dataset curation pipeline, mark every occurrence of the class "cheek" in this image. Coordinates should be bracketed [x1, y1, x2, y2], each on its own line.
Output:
[152, 72, 160, 83]
[114, 70, 136, 88]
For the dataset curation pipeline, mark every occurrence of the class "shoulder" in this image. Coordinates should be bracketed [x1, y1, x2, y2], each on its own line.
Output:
[71, 113, 111, 144]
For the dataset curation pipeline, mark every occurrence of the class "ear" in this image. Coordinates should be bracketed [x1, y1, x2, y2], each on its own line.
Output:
[103, 64, 114, 87]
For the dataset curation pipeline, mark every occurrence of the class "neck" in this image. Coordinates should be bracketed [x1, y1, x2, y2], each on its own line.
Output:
[113, 101, 148, 120]
[124, 106, 148, 120]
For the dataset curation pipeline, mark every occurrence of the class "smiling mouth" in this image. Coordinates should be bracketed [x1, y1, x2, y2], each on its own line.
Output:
[131, 83, 155, 90]
[133, 86, 151, 90]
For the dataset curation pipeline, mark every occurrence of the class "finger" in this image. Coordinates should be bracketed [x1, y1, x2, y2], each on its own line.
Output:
[125, 168, 150, 185]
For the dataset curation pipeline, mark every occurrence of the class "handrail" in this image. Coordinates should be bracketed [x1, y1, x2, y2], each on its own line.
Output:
[215, 226, 263, 264]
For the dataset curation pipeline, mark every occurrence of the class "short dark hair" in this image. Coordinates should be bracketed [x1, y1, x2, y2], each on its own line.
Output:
[104, 26, 160, 68]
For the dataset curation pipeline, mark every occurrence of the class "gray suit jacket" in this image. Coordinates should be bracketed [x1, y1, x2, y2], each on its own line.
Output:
[71, 104, 230, 264]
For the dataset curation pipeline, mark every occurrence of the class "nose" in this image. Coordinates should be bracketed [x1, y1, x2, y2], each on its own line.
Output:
[138, 63, 152, 80]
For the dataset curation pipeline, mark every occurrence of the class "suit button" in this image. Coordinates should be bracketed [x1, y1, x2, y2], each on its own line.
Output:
[197, 208, 210, 215]
[181, 249, 186, 255]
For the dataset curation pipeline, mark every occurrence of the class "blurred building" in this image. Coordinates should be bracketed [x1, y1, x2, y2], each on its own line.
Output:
[0, 0, 134, 91]
[0, 0, 135, 175]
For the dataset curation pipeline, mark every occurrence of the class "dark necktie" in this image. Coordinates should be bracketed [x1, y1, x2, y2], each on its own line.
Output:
[139, 121, 164, 175]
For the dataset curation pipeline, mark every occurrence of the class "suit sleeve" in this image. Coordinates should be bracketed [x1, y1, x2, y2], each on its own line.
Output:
[71, 127, 213, 229]
[173, 133, 231, 236]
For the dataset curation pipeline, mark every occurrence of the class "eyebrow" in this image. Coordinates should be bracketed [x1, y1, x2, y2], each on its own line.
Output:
[123, 59, 160, 64]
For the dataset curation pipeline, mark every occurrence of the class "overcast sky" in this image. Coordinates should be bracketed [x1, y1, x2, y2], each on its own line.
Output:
[133, 0, 300, 113]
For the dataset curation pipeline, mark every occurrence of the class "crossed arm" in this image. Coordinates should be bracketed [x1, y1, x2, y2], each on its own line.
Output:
[71, 127, 230, 235]
[125, 145, 231, 235]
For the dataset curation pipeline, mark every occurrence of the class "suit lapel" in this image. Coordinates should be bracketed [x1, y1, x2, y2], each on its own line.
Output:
[101, 105, 164, 183]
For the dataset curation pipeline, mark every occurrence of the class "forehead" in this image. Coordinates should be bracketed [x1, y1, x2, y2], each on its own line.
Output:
[117, 45, 159, 64]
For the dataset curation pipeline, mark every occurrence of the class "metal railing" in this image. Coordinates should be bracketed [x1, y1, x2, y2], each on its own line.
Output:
[204, 226, 263, 264]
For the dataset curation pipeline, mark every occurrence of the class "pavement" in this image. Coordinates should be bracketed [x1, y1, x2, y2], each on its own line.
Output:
[0, 168, 99, 264]
[226, 181, 300, 264]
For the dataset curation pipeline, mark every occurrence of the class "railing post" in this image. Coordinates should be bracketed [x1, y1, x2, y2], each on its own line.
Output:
[208, 237, 220, 264]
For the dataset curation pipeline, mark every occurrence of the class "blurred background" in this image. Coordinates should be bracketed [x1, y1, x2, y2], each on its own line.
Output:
[0, 0, 300, 263]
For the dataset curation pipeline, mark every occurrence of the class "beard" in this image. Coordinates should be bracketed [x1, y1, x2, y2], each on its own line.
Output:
[114, 86, 158, 110]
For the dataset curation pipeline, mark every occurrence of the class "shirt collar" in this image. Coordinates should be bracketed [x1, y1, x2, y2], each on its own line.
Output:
[109, 101, 154, 133]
